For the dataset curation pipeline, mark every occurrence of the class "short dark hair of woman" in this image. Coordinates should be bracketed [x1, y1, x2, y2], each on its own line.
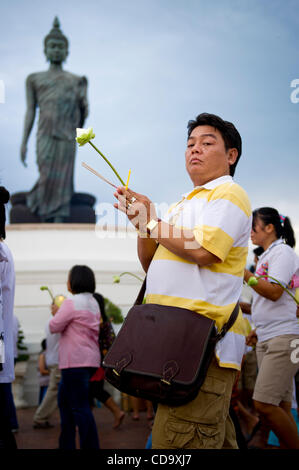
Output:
[68, 265, 96, 294]
[0, 186, 10, 240]
[252, 207, 296, 248]
[187, 113, 242, 177]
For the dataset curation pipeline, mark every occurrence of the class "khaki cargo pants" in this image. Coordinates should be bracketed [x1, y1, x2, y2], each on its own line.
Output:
[152, 358, 238, 449]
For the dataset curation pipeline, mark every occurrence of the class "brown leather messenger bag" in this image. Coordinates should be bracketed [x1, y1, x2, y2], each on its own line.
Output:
[103, 278, 239, 406]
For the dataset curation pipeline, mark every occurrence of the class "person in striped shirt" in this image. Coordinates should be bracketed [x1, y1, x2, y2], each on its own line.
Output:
[114, 113, 251, 449]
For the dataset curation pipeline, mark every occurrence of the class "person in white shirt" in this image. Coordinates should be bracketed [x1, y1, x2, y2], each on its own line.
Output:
[239, 248, 263, 413]
[3, 315, 20, 432]
[268, 378, 299, 447]
[33, 316, 61, 429]
[0, 186, 17, 448]
[244, 207, 299, 449]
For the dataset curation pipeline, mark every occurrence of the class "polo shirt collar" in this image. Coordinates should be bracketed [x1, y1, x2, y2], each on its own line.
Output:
[182, 175, 233, 199]
[259, 239, 285, 261]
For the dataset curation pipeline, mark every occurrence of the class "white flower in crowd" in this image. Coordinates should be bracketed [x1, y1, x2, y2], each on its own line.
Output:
[76, 127, 125, 185]
[40, 286, 65, 306]
[54, 295, 66, 307]
[76, 127, 95, 146]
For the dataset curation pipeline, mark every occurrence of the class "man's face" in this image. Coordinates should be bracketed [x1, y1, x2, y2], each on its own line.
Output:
[45, 38, 68, 64]
[185, 125, 237, 186]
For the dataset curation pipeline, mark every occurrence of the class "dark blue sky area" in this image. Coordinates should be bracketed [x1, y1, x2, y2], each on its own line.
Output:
[1, 0, 298, 251]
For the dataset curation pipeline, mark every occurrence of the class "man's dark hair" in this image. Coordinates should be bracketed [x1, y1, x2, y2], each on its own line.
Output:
[68, 265, 96, 294]
[187, 113, 242, 176]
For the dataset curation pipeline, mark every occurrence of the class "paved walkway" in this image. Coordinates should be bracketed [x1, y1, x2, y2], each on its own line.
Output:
[14, 405, 152, 450]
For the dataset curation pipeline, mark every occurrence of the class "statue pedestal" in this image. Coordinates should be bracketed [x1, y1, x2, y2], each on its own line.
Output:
[9, 192, 96, 224]
[6, 223, 144, 405]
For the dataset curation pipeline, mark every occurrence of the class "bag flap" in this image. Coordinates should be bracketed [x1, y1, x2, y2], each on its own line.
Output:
[103, 304, 215, 385]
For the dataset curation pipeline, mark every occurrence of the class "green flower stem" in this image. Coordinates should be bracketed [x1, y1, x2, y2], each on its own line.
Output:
[40, 286, 54, 302]
[251, 274, 299, 305]
[119, 272, 144, 283]
[88, 141, 125, 186]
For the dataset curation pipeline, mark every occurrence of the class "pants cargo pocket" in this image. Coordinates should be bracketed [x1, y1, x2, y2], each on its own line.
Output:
[170, 375, 227, 424]
[165, 420, 196, 449]
[196, 424, 221, 449]
[153, 362, 236, 449]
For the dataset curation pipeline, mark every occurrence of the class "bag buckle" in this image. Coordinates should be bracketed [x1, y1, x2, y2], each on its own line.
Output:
[161, 378, 171, 386]
[215, 326, 228, 342]
[113, 353, 132, 376]
[161, 360, 179, 386]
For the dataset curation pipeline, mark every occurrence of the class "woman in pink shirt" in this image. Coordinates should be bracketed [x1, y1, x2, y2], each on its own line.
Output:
[49, 265, 100, 449]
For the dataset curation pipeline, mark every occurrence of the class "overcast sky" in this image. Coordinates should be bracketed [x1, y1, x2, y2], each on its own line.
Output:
[1, 0, 298, 255]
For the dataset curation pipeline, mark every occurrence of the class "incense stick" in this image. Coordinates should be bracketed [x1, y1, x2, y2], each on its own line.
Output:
[125, 169, 131, 190]
[82, 162, 118, 189]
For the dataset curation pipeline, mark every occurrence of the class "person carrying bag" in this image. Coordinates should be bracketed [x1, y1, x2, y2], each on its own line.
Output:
[112, 113, 252, 449]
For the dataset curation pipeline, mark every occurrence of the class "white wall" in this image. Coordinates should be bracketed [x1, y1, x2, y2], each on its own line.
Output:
[6, 223, 145, 405]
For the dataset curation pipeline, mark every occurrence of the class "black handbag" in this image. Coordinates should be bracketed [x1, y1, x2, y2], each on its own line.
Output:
[103, 278, 239, 406]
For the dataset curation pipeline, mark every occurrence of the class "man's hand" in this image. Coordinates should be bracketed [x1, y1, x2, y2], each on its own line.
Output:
[21, 143, 27, 167]
[113, 186, 157, 233]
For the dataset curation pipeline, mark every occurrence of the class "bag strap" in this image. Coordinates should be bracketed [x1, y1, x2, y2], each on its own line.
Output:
[134, 276, 240, 340]
[134, 277, 147, 305]
[215, 301, 239, 342]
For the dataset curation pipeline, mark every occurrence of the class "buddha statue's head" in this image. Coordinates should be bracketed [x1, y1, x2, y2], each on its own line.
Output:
[44, 17, 69, 64]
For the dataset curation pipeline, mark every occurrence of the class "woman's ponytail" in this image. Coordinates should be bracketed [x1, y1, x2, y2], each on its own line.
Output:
[281, 216, 295, 248]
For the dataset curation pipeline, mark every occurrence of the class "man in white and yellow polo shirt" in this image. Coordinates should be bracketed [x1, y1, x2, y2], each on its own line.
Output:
[114, 113, 252, 449]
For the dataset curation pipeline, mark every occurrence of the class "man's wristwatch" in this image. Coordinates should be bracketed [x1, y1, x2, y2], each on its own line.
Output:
[146, 218, 161, 236]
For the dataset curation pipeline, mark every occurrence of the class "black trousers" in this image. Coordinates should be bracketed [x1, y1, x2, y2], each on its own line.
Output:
[0, 383, 17, 449]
